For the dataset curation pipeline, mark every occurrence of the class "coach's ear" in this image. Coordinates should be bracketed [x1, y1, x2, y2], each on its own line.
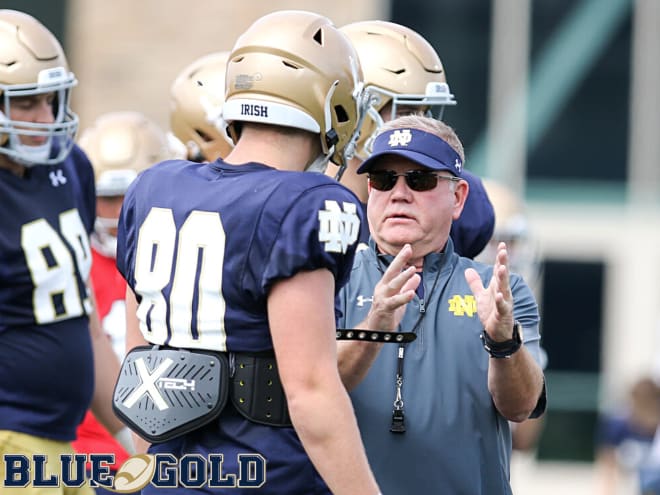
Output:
[452, 178, 469, 220]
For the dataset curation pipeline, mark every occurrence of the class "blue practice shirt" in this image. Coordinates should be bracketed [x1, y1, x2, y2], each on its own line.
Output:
[337, 237, 546, 494]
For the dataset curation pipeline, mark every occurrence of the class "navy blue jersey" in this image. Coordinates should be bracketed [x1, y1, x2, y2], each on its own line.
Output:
[117, 159, 363, 353]
[116, 159, 363, 493]
[0, 144, 96, 440]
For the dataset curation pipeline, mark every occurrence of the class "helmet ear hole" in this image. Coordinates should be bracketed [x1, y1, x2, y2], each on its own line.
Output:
[313, 28, 323, 45]
[334, 105, 349, 123]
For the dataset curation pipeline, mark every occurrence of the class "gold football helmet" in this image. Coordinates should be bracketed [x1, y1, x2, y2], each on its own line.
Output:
[79, 111, 172, 196]
[170, 51, 233, 162]
[0, 9, 78, 166]
[223, 10, 365, 172]
[79, 111, 173, 257]
[340, 20, 456, 159]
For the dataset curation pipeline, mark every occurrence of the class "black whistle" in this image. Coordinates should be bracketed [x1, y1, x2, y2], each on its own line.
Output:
[390, 409, 406, 433]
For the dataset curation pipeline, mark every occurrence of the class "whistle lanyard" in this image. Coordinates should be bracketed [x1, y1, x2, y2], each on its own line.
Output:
[377, 254, 446, 435]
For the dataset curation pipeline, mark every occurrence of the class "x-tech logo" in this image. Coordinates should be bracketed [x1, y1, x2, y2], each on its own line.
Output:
[122, 357, 174, 410]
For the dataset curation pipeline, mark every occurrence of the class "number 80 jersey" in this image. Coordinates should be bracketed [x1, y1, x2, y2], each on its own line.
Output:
[117, 159, 363, 353]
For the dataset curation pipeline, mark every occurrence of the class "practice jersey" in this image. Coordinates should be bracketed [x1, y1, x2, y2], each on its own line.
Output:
[0, 145, 96, 441]
[337, 237, 546, 494]
[117, 159, 363, 352]
[116, 159, 363, 493]
[72, 247, 130, 470]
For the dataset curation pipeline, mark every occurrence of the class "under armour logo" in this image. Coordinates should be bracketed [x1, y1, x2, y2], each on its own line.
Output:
[318, 200, 360, 254]
[122, 357, 174, 411]
[356, 295, 373, 307]
[388, 129, 412, 147]
[49, 169, 67, 187]
[454, 159, 463, 172]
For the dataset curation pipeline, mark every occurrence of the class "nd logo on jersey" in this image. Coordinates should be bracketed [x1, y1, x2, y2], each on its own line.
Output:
[318, 200, 360, 254]
[448, 295, 477, 317]
[2, 453, 266, 492]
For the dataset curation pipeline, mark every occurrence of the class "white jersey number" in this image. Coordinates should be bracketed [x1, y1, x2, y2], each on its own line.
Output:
[21, 210, 92, 323]
[133, 207, 227, 350]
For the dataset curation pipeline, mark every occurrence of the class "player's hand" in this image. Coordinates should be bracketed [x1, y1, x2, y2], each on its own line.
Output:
[464, 242, 515, 341]
[366, 244, 420, 332]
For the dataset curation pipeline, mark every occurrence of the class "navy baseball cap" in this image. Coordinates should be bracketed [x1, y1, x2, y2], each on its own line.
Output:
[356, 128, 463, 176]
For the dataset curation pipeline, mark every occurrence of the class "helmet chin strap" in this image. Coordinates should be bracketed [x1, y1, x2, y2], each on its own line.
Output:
[336, 88, 370, 180]
[362, 105, 386, 158]
[305, 81, 339, 174]
[305, 145, 334, 174]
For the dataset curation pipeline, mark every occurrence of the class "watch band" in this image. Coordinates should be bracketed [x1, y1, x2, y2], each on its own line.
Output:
[336, 329, 417, 344]
[480, 321, 522, 358]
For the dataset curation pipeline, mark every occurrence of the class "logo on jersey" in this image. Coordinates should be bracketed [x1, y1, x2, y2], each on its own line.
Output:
[318, 200, 360, 254]
[356, 295, 373, 307]
[448, 295, 477, 317]
[387, 129, 413, 147]
[49, 169, 67, 187]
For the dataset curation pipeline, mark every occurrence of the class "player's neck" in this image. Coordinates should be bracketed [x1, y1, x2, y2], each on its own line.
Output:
[225, 125, 320, 172]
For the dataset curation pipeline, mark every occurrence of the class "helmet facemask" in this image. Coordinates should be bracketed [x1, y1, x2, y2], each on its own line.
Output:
[0, 67, 78, 166]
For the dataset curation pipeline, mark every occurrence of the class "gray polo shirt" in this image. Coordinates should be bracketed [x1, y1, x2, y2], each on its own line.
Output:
[337, 238, 546, 494]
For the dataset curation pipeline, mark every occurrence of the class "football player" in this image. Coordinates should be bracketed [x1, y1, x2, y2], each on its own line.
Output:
[0, 10, 122, 493]
[169, 51, 233, 162]
[327, 20, 495, 256]
[116, 10, 380, 495]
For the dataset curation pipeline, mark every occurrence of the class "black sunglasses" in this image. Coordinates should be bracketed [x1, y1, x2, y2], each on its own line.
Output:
[368, 170, 460, 192]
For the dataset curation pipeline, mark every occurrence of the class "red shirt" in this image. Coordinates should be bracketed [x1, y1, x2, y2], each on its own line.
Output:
[71, 248, 130, 470]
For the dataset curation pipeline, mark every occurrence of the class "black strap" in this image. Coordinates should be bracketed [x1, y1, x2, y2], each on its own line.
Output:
[230, 353, 291, 427]
[480, 321, 522, 359]
[336, 329, 417, 344]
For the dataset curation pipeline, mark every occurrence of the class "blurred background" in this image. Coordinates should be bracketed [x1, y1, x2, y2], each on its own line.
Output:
[7, 0, 660, 493]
